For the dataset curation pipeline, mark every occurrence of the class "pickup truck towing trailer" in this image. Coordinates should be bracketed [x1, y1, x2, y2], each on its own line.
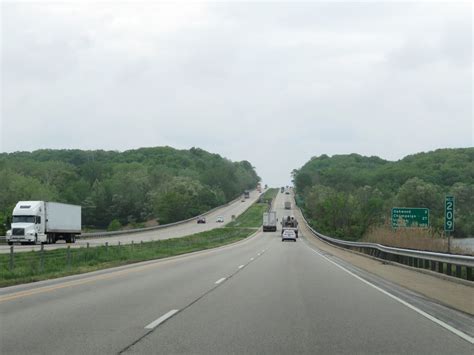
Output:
[6, 201, 81, 245]
[281, 215, 299, 237]
[263, 211, 277, 232]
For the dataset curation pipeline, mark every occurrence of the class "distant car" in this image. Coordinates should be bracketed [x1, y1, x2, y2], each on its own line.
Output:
[282, 229, 297, 242]
[216, 216, 224, 223]
[285, 191, 290, 195]
[241, 198, 245, 202]
[197, 216, 206, 224]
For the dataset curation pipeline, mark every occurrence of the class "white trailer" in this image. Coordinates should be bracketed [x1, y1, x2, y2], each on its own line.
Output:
[263, 211, 277, 232]
[6, 201, 81, 245]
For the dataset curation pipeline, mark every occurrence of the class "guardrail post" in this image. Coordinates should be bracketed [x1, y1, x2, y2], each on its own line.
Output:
[446, 263, 452, 276]
[467, 267, 473, 281]
[9, 245, 14, 271]
[437, 262, 444, 274]
[455, 265, 462, 278]
[430, 261, 436, 272]
[424, 259, 429, 269]
[40, 244, 45, 272]
[67, 246, 71, 268]
[105, 242, 108, 254]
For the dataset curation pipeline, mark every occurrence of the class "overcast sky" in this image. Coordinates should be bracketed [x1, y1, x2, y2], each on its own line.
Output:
[1, 0, 472, 186]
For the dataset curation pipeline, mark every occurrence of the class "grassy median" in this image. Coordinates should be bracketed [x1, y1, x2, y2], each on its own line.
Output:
[0, 198, 273, 287]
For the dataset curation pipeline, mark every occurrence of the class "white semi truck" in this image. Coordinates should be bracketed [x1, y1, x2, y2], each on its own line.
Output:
[262, 211, 277, 232]
[6, 201, 81, 245]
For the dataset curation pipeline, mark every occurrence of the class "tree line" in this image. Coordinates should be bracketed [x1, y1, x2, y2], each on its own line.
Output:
[0, 147, 260, 233]
[292, 148, 473, 240]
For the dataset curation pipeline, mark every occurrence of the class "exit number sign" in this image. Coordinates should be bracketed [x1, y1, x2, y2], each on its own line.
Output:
[444, 196, 455, 232]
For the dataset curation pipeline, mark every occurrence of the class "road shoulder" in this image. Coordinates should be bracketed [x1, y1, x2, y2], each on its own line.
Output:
[297, 211, 473, 315]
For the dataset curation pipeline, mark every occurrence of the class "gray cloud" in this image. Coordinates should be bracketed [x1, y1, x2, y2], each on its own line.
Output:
[1, 1, 472, 186]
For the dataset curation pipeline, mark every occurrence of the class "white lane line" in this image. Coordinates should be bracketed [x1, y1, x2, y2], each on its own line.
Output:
[309, 248, 474, 345]
[250, 257, 254, 261]
[145, 309, 179, 329]
[257, 253, 261, 256]
[215, 277, 226, 284]
[238, 264, 245, 269]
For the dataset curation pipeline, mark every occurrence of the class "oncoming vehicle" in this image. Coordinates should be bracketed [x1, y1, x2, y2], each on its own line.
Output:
[197, 216, 206, 224]
[216, 216, 224, 223]
[282, 229, 297, 242]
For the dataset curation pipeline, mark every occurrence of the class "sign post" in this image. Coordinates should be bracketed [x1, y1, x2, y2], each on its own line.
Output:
[444, 196, 455, 253]
[391, 207, 430, 228]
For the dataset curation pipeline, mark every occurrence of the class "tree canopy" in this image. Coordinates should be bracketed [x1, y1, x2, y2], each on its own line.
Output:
[0, 147, 259, 231]
[293, 148, 473, 239]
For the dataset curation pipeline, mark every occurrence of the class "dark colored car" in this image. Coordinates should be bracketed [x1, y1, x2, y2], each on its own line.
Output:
[197, 216, 206, 224]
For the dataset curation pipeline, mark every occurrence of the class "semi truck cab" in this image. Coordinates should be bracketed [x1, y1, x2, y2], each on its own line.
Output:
[6, 201, 81, 245]
[7, 201, 45, 244]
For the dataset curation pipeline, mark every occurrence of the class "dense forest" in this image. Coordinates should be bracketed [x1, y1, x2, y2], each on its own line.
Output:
[293, 148, 474, 240]
[0, 147, 260, 233]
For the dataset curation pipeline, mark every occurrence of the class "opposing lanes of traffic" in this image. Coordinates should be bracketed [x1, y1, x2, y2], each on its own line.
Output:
[0, 190, 261, 254]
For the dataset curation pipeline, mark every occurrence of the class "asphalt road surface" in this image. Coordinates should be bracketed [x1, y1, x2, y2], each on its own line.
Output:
[1, 192, 472, 354]
[0, 190, 260, 254]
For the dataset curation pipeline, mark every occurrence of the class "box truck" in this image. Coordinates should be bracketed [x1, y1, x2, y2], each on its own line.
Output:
[263, 211, 277, 232]
[6, 201, 81, 245]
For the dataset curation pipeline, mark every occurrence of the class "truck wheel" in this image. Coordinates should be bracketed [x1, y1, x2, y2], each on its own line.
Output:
[71, 235, 76, 243]
[8, 242, 13, 246]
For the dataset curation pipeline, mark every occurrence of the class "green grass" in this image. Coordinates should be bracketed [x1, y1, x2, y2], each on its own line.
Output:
[226, 203, 269, 228]
[225, 188, 277, 228]
[261, 188, 278, 203]
[0, 227, 256, 287]
[0, 197, 272, 287]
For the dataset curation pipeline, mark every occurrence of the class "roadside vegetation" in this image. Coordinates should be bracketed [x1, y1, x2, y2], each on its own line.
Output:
[0, 147, 259, 234]
[362, 224, 470, 255]
[293, 148, 473, 249]
[0, 198, 271, 287]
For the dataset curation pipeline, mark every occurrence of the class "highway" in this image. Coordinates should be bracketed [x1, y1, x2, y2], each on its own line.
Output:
[0, 190, 260, 254]
[1, 192, 472, 354]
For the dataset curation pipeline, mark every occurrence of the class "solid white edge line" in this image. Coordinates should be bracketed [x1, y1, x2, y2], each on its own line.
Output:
[238, 265, 245, 269]
[309, 248, 474, 344]
[145, 309, 179, 329]
[215, 277, 226, 284]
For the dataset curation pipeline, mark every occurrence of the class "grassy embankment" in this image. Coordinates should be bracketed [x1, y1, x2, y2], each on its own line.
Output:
[0, 193, 276, 287]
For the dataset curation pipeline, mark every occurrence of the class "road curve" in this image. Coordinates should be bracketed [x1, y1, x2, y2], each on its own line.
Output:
[0, 190, 261, 254]
[1, 191, 472, 354]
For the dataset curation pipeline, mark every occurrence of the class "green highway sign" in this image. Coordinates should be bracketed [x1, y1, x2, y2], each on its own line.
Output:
[444, 196, 455, 232]
[391, 207, 429, 228]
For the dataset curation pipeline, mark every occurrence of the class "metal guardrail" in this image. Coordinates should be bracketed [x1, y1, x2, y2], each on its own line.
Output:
[81, 193, 248, 238]
[0, 192, 254, 242]
[300, 213, 474, 282]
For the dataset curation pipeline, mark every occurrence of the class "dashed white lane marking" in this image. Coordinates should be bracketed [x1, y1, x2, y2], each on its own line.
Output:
[145, 309, 179, 329]
[309, 248, 474, 345]
[250, 257, 254, 261]
[215, 277, 226, 284]
[238, 265, 245, 269]
[257, 253, 261, 256]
